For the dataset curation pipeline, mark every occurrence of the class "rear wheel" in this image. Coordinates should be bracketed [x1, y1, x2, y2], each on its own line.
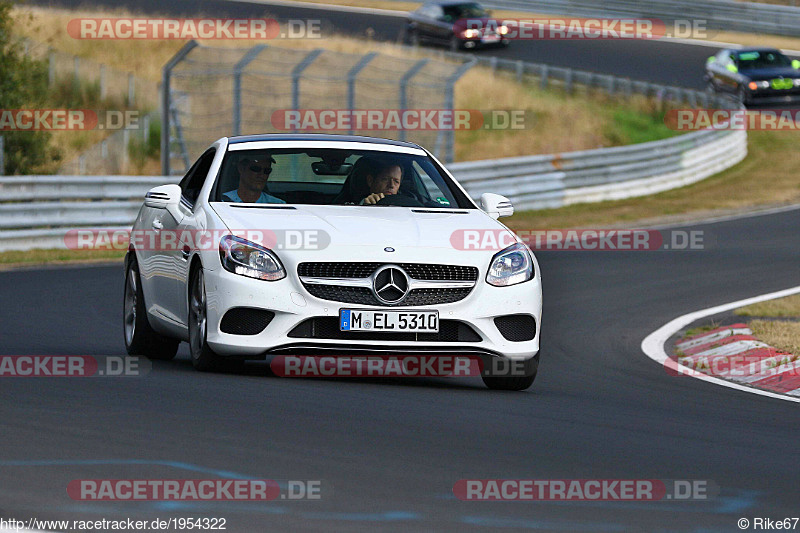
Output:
[189, 267, 242, 372]
[123, 256, 179, 360]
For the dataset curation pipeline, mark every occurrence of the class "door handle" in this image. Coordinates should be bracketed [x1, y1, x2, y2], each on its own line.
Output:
[181, 246, 191, 260]
[152, 218, 163, 230]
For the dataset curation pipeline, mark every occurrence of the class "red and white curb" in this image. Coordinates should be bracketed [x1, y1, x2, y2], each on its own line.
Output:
[641, 286, 800, 403]
[676, 324, 800, 396]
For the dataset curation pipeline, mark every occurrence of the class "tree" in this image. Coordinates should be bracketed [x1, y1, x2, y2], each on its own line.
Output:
[0, 1, 60, 174]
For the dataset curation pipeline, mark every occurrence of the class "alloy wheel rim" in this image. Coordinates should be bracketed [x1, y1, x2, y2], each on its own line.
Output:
[190, 271, 207, 357]
[124, 268, 137, 346]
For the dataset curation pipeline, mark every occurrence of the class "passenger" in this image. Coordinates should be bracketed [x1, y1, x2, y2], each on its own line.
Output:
[223, 156, 285, 204]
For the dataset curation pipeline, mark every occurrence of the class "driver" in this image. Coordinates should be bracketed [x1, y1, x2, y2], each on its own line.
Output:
[223, 156, 285, 204]
[361, 159, 403, 205]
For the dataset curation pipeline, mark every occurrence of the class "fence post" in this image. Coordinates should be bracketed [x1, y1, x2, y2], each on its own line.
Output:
[233, 44, 268, 136]
[444, 58, 476, 164]
[49, 50, 55, 87]
[540, 64, 549, 90]
[161, 40, 198, 176]
[73, 56, 80, 93]
[143, 115, 151, 145]
[398, 59, 429, 142]
[122, 129, 130, 172]
[564, 68, 573, 94]
[347, 52, 378, 135]
[516, 60, 524, 83]
[291, 49, 323, 133]
[128, 73, 136, 107]
[100, 64, 107, 100]
[0, 136, 4, 176]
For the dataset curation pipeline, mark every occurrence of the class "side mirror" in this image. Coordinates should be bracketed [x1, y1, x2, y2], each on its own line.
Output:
[480, 193, 513, 219]
[144, 184, 184, 223]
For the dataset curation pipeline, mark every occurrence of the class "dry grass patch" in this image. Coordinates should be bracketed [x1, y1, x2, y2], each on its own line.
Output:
[736, 294, 800, 317]
[749, 319, 800, 355]
[0, 249, 126, 269]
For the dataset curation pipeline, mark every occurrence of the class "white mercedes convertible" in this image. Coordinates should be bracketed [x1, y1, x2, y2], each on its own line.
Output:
[123, 134, 542, 390]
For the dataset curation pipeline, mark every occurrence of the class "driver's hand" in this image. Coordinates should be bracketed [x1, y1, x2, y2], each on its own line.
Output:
[362, 193, 385, 205]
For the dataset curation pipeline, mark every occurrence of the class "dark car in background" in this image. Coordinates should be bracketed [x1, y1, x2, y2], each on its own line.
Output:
[405, 1, 510, 51]
[705, 47, 800, 105]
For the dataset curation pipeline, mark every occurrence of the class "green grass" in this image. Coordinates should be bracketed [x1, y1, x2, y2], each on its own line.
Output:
[604, 107, 680, 146]
[0, 249, 126, 268]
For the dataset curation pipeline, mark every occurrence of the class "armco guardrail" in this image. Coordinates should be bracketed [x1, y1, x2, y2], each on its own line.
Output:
[0, 128, 746, 252]
[449, 129, 747, 211]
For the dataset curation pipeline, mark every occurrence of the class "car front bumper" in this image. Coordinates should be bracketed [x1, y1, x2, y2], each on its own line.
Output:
[203, 265, 542, 363]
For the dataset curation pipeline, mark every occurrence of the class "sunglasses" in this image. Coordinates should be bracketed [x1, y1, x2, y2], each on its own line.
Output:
[248, 164, 272, 175]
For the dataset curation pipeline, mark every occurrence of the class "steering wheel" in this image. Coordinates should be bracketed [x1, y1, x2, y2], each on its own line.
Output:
[375, 193, 424, 207]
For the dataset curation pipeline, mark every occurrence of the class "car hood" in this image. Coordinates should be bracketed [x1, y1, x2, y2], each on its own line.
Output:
[743, 67, 800, 80]
[210, 203, 517, 263]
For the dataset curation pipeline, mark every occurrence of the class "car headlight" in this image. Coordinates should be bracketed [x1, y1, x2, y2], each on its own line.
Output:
[748, 80, 769, 90]
[462, 28, 480, 38]
[219, 235, 285, 281]
[498, 25, 509, 35]
[486, 243, 533, 287]
[794, 78, 800, 86]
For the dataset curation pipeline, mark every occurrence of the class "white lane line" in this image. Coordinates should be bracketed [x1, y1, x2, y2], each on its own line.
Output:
[223, 0, 407, 16]
[642, 203, 800, 231]
[641, 285, 800, 403]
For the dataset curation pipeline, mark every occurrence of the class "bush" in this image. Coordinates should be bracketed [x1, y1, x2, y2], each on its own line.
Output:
[0, 1, 61, 174]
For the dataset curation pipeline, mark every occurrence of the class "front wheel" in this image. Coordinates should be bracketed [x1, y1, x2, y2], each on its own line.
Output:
[481, 353, 538, 391]
[737, 84, 750, 106]
[123, 256, 179, 360]
[449, 36, 462, 53]
[189, 267, 242, 372]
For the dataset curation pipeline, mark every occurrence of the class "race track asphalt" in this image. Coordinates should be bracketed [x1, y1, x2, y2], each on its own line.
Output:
[0, 208, 798, 531]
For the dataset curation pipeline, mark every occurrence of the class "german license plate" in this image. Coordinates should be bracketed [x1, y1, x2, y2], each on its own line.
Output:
[481, 34, 500, 43]
[340, 310, 439, 332]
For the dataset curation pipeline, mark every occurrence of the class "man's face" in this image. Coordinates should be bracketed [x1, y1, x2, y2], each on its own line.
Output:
[238, 159, 273, 192]
[367, 165, 402, 195]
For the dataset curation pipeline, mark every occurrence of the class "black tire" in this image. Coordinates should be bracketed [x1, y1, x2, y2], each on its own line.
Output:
[737, 84, 749, 106]
[188, 266, 243, 372]
[481, 353, 538, 391]
[123, 255, 179, 360]
[449, 36, 461, 53]
[408, 28, 420, 47]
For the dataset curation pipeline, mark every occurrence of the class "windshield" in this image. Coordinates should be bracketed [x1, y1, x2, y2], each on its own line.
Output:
[736, 50, 791, 70]
[443, 3, 489, 20]
[212, 148, 474, 209]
